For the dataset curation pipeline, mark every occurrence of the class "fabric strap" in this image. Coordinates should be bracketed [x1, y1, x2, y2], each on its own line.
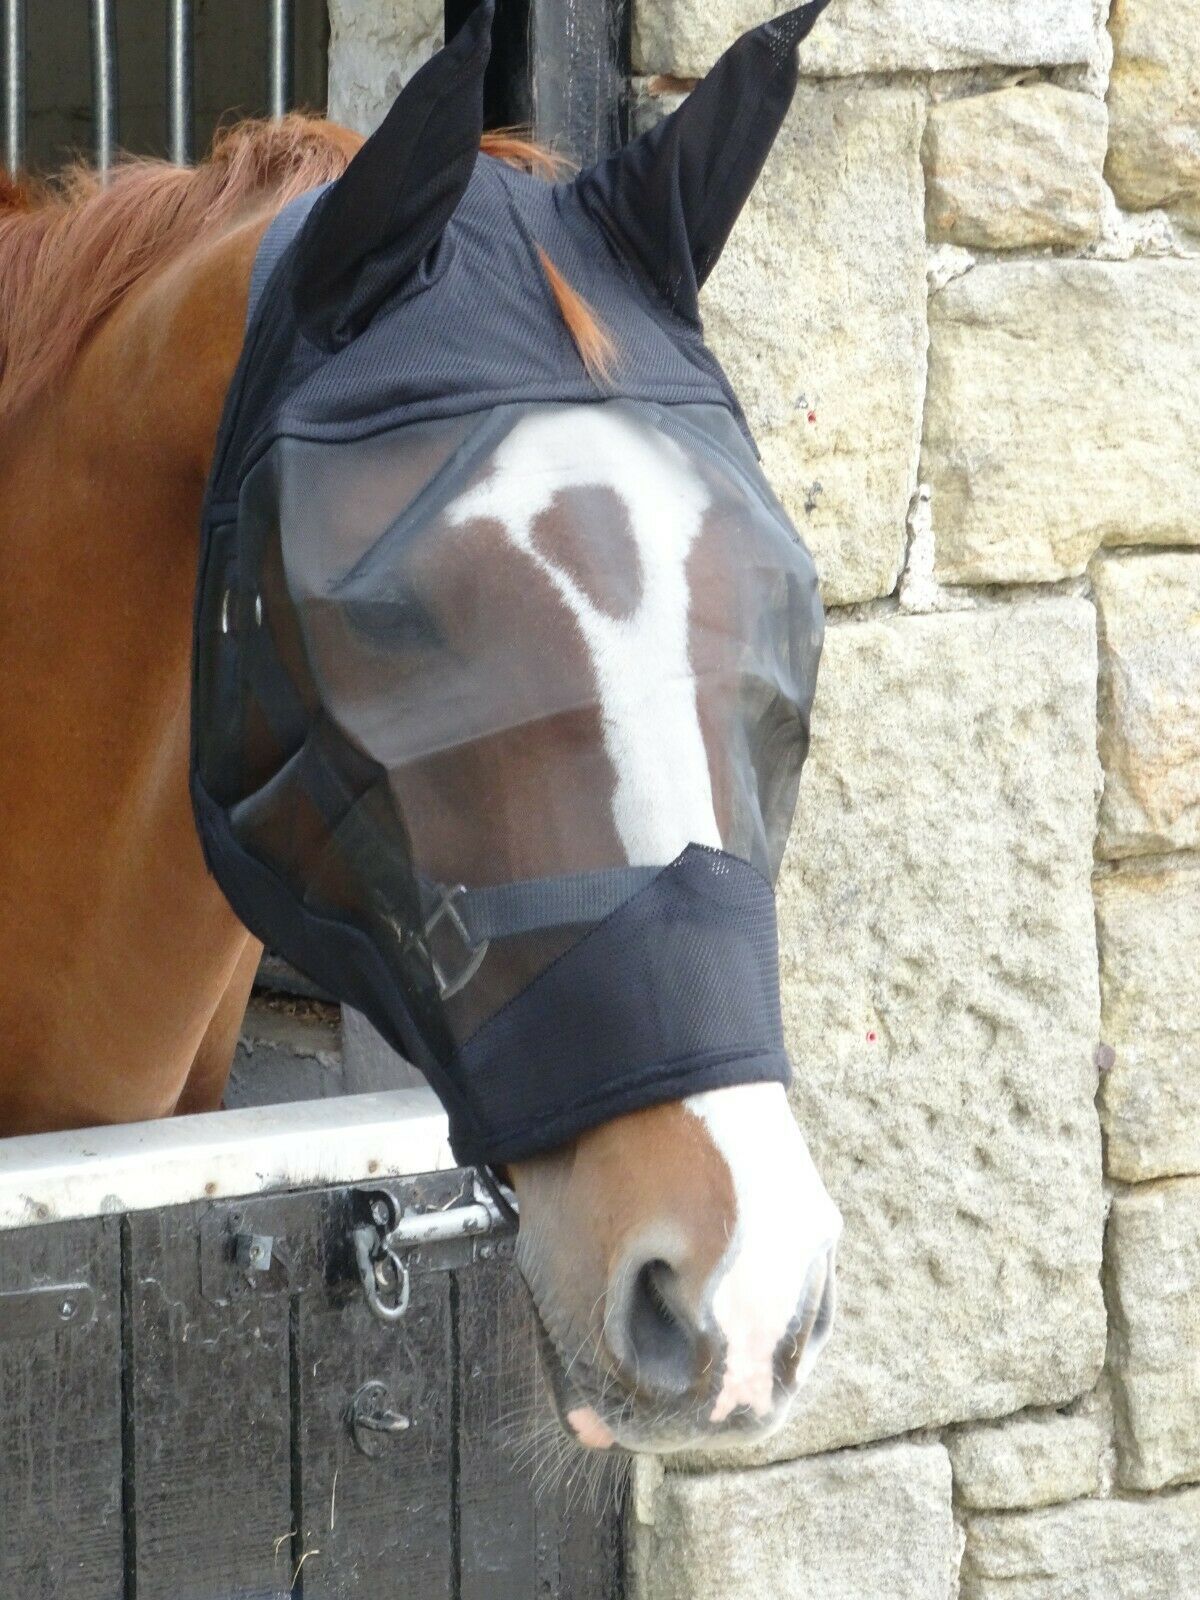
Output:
[420, 865, 660, 946]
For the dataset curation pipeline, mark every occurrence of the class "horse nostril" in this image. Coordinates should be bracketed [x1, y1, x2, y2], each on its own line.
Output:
[612, 1257, 705, 1401]
[776, 1250, 837, 1390]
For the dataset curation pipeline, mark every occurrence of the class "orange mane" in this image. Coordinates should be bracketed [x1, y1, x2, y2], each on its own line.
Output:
[0, 120, 604, 423]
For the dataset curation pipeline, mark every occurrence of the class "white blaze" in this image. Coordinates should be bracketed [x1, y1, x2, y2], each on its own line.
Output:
[449, 407, 842, 1429]
[445, 406, 720, 863]
[690, 1083, 843, 1423]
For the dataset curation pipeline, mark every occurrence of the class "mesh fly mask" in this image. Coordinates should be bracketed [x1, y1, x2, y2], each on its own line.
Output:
[191, 0, 833, 1166]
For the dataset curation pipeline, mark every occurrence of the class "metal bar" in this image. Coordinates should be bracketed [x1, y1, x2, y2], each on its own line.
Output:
[530, 0, 629, 165]
[267, 0, 293, 118]
[0, 1282, 94, 1341]
[387, 1197, 510, 1251]
[2, 0, 24, 175]
[89, 0, 119, 173]
[166, 0, 193, 164]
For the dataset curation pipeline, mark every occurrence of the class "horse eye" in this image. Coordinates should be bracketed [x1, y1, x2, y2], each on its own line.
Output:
[343, 586, 443, 650]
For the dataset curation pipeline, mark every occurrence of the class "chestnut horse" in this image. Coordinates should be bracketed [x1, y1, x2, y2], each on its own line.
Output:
[0, 116, 839, 1454]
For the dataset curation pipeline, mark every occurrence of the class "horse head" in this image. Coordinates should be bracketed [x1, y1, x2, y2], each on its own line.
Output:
[193, 0, 841, 1454]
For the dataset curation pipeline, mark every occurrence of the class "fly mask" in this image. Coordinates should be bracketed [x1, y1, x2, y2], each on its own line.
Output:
[191, 0, 834, 1169]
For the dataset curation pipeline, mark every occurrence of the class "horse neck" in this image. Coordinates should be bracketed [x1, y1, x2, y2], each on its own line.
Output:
[5, 207, 272, 781]
[0, 211, 273, 1123]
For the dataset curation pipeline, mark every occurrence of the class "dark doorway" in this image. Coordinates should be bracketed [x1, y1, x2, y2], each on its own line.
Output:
[18, 0, 328, 174]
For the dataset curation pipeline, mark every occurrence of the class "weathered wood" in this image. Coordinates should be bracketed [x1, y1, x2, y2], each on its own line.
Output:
[457, 1246, 539, 1600]
[125, 1201, 294, 1600]
[0, 1170, 624, 1596]
[0, 1215, 123, 1599]
[551, 1451, 627, 1600]
[295, 1248, 455, 1598]
[445, 0, 628, 162]
[458, 1245, 626, 1599]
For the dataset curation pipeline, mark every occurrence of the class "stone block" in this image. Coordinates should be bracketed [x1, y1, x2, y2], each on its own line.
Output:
[947, 1409, 1104, 1510]
[1107, 1178, 1200, 1491]
[1097, 861, 1200, 1180]
[634, 0, 1095, 78]
[924, 85, 1108, 249]
[695, 601, 1105, 1468]
[962, 1488, 1200, 1598]
[924, 263, 1200, 585]
[630, 1441, 956, 1600]
[341, 1007, 428, 1094]
[1094, 552, 1200, 858]
[1106, 0, 1200, 230]
[700, 84, 927, 605]
[328, 0, 443, 134]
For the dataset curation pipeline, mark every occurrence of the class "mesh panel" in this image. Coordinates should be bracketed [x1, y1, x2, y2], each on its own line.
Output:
[195, 396, 821, 1160]
[764, 3, 831, 59]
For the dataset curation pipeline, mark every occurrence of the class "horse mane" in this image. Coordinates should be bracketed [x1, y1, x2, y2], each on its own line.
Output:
[0, 118, 605, 423]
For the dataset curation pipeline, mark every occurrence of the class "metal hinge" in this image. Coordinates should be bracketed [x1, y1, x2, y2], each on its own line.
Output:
[0, 1283, 95, 1341]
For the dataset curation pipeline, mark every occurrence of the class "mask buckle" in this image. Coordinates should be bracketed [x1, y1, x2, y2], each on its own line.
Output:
[425, 884, 490, 999]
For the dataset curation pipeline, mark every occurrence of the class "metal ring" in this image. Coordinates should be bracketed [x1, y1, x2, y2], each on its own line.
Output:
[353, 1226, 411, 1324]
[346, 1380, 411, 1457]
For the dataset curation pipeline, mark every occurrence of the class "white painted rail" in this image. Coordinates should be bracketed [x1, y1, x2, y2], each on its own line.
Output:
[0, 1088, 455, 1232]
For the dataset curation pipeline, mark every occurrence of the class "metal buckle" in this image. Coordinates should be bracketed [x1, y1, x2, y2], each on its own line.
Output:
[424, 884, 489, 999]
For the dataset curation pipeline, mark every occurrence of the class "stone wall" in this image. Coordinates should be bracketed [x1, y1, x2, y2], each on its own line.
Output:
[322, 2, 1200, 1592]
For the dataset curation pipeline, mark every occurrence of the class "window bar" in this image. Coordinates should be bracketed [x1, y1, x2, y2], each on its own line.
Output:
[167, 0, 193, 164]
[89, 0, 119, 173]
[530, 0, 628, 166]
[268, 0, 294, 119]
[2, 0, 24, 176]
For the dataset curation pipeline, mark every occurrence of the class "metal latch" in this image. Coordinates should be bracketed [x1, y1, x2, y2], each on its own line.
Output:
[351, 1178, 514, 1325]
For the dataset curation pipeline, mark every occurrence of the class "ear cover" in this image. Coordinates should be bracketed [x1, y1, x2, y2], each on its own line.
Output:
[290, 0, 494, 349]
[575, 1, 833, 325]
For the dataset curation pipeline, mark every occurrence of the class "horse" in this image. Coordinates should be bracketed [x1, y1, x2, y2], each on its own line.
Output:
[0, 11, 841, 1457]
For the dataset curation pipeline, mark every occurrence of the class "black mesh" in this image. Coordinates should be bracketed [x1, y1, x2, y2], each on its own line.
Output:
[191, 10, 830, 1164]
[457, 846, 787, 1163]
[765, 2, 831, 56]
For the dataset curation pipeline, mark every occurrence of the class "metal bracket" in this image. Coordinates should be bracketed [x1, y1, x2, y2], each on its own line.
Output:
[235, 1231, 274, 1274]
[0, 1283, 95, 1342]
[199, 1207, 291, 1305]
[425, 883, 490, 999]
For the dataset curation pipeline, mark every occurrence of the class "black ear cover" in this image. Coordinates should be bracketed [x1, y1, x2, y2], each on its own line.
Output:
[290, 0, 495, 349]
[576, 2, 833, 323]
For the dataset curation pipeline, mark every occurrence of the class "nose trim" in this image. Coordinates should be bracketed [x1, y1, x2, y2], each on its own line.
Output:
[709, 1243, 837, 1425]
[775, 1247, 837, 1391]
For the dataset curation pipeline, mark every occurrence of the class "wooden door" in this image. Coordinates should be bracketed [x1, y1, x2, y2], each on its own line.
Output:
[0, 1174, 625, 1599]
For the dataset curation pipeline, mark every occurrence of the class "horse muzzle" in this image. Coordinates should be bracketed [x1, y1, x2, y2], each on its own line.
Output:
[534, 1234, 840, 1454]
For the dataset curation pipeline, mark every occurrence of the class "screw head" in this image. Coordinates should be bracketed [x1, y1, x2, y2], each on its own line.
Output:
[371, 1200, 391, 1228]
[59, 1299, 75, 1320]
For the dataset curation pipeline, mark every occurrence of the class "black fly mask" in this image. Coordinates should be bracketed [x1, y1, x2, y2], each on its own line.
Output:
[191, 1, 833, 1166]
